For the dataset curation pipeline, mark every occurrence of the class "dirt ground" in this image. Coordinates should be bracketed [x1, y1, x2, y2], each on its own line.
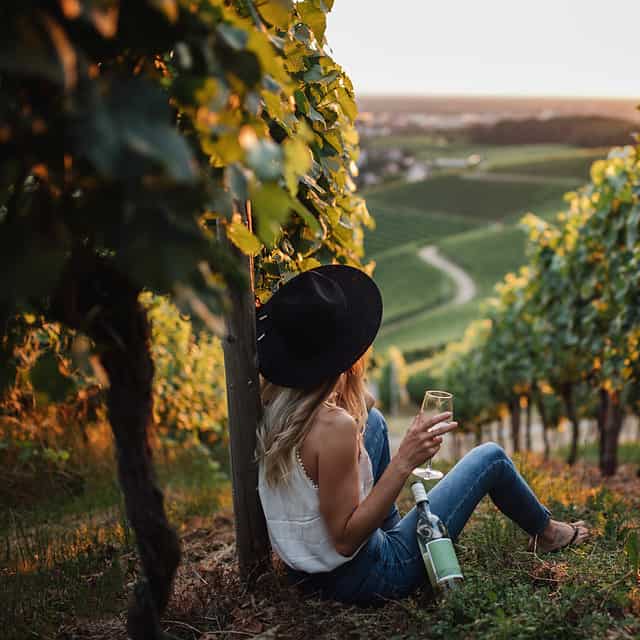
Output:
[62, 458, 640, 640]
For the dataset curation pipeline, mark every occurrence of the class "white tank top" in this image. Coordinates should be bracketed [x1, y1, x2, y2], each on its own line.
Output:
[258, 445, 374, 573]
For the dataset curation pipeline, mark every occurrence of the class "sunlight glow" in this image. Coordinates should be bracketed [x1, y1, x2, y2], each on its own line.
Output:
[326, 1, 640, 98]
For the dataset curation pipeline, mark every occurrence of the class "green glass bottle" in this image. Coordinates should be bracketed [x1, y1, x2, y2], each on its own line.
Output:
[411, 482, 463, 593]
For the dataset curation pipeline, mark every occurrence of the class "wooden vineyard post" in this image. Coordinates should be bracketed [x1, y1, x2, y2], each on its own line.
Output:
[219, 202, 271, 584]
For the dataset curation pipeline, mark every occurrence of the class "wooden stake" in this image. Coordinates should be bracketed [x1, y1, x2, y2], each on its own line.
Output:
[219, 202, 271, 584]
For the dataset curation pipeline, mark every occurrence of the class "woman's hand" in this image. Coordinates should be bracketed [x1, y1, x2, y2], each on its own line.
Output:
[394, 411, 458, 475]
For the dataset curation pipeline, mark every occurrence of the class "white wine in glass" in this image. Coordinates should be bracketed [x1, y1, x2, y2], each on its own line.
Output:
[412, 390, 453, 481]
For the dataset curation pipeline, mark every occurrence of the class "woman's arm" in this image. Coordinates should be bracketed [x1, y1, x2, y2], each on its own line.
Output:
[318, 409, 457, 557]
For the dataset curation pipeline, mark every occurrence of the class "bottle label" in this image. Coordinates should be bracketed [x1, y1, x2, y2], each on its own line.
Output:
[422, 538, 463, 585]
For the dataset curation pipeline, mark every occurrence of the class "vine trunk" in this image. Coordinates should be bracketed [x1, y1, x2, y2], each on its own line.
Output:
[53, 253, 181, 640]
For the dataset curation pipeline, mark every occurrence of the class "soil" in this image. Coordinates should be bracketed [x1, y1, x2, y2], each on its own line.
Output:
[60, 459, 640, 640]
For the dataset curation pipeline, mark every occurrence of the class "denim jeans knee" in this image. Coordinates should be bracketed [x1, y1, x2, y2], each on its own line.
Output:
[475, 441, 507, 461]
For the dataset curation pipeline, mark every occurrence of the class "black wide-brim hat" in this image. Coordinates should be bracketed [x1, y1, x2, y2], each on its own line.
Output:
[256, 265, 383, 389]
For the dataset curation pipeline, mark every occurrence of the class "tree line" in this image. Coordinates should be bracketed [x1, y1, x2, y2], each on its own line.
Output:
[409, 145, 640, 477]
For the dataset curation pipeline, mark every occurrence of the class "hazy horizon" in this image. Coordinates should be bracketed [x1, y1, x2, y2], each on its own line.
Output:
[327, 1, 640, 99]
[355, 92, 639, 100]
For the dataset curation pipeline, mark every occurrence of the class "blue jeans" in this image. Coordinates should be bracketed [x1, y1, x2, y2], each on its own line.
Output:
[288, 408, 551, 604]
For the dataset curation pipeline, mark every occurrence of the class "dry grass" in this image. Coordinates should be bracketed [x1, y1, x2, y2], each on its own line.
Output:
[4, 454, 640, 640]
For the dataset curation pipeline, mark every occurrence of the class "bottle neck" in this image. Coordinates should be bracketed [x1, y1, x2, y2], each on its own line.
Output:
[416, 498, 431, 518]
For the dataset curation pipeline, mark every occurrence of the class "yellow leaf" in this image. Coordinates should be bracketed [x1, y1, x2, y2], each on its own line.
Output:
[283, 137, 313, 195]
[212, 133, 244, 163]
[262, 89, 287, 121]
[299, 257, 321, 271]
[247, 30, 290, 86]
[257, 0, 293, 29]
[226, 221, 263, 257]
[297, 1, 327, 43]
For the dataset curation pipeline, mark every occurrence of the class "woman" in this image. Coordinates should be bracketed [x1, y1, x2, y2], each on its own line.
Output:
[256, 265, 588, 604]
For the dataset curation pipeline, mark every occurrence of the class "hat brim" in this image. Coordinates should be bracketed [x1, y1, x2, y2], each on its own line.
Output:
[256, 265, 383, 389]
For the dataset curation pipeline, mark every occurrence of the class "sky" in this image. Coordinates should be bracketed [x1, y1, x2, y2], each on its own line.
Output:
[326, 1, 640, 97]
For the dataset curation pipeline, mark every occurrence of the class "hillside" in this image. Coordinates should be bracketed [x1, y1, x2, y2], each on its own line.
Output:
[367, 143, 603, 355]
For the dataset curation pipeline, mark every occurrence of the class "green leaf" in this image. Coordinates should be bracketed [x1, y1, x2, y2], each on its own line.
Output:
[247, 139, 283, 181]
[290, 199, 321, 236]
[303, 64, 324, 83]
[76, 77, 195, 181]
[226, 220, 263, 257]
[226, 164, 249, 204]
[308, 105, 325, 124]
[258, 0, 294, 29]
[251, 183, 294, 246]
[294, 89, 310, 115]
[115, 206, 211, 293]
[283, 137, 313, 195]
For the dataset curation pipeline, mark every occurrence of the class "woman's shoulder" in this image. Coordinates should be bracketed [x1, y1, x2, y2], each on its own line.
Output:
[309, 404, 358, 446]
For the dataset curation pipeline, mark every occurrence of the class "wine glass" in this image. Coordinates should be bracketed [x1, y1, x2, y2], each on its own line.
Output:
[412, 390, 453, 481]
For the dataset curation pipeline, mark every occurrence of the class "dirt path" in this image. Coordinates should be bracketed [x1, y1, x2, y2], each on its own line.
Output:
[418, 245, 476, 305]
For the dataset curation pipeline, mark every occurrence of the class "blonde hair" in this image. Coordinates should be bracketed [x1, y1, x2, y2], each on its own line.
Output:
[257, 350, 371, 487]
[334, 351, 370, 431]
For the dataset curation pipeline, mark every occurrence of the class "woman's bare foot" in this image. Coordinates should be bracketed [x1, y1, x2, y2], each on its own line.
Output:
[529, 519, 589, 553]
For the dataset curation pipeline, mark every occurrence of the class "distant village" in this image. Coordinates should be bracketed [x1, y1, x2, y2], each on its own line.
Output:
[354, 100, 638, 187]
[355, 110, 484, 187]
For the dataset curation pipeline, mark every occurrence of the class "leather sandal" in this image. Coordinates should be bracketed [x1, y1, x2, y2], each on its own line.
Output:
[528, 521, 586, 554]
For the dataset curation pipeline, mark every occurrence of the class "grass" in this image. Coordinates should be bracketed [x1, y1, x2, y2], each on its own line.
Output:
[64, 454, 640, 640]
[373, 223, 530, 353]
[437, 223, 528, 297]
[366, 138, 576, 163]
[364, 198, 478, 256]
[4, 438, 640, 640]
[375, 298, 484, 354]
[373, 244, 455, 324]
[0, 445, 230, 640]
[364, 149, 580, 356]
[487, 148, 606, 179]
[366, 175, 571, 223]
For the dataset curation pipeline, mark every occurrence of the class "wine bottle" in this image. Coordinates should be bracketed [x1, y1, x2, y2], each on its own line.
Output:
[411, 482, 463, 593]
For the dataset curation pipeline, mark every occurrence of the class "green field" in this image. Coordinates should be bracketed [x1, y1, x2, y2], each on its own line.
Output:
[366, 174, 570, 224]
[375, 223, 530, 352]
[366, 143, 596, 356]
[374, 244, 455, 324]
[364, 199, 478, 256]
[366, 138, 600, 171]
[488, 149, 606, 180]
[438, 224, 528, 296]
[367, 139, 576, 161]
[375, 298, 483, 353]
